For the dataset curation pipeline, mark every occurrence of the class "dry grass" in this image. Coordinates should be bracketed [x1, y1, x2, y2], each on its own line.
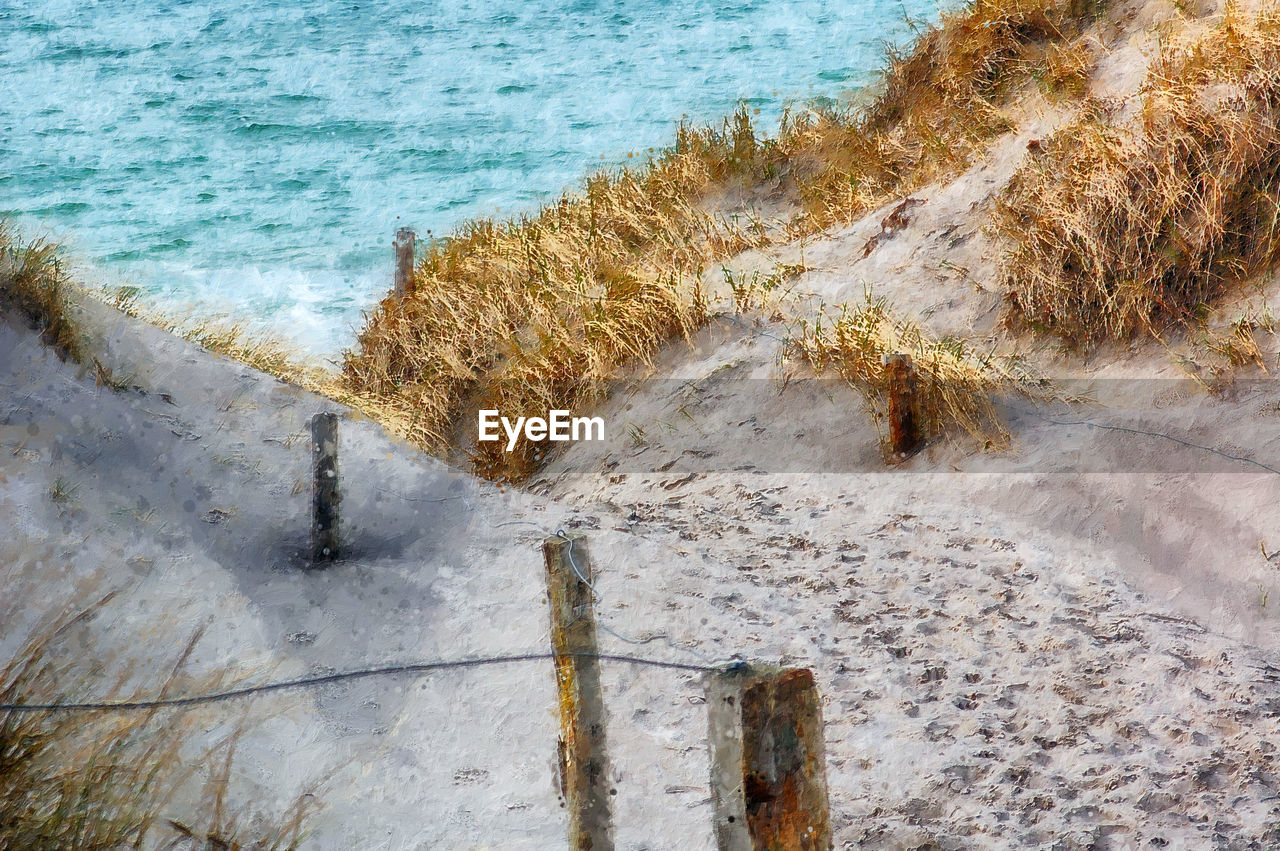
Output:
[184, 322, 316, 385]
[1, 592, 317, 849]
[775, 0, 1105, 231]
[104, 289, 440, 463]
[0, 229, 332, 405]
[343, 115, 773, 481]
[108, 286, 346, 399]
[0, 229, 325, 402]
[342, 0, 1103, 481]
[1037, 39, 1096, 100]
[793, 292, 1040, 454]
[722, 262, 810, 314]
[1204, 313, 1273, 371]
[0, 223, 82, 362]
[996, 5, 1280, 346]
[1179, 305, 1278, 392]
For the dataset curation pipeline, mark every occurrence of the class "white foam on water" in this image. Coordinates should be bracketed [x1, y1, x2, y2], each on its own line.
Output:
[78, 252, 382, 359]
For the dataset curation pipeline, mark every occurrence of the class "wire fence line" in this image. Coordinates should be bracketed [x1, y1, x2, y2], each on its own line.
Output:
[0, 651, 721, 714]
[24, 409, 1268, 711]
[2, 459, 732, 716]
[1030, 410, 1280, 476]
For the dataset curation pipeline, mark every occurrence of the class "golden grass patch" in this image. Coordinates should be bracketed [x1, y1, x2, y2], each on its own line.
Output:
[778, 0, 1105, 231]
[342, 118, 762, 480]
[792, 292, 1041, 455]
[1, 591, 316, 849]
[996, 5, 1280, 346]
[108, 286, 353, 400]
[1205, 313, 1272, 372]
[0, 224, 82, 362]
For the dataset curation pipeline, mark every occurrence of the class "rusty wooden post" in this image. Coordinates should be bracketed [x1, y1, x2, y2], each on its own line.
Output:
[310, 412, 339, 562]
[394, 227, 416, 298]
[543, 533, 614, 850]
[707, 665, 831, 850]
[882, 352, 920, 457]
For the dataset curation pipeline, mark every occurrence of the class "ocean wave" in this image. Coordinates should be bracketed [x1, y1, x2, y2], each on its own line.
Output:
[0, 0, 946, 351]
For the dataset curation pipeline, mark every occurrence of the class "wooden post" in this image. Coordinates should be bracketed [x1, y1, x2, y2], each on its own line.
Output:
[543, 533, 614, 851]
[394, 227, 416, 298]
[882, 352, 920, 457]
[310, 412, 339, 562]
[707, 665, 831, 851]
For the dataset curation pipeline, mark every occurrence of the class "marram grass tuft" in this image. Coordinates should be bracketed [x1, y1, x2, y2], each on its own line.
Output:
[793, 292, 1043, 456]
[996, 6, 1280, 346]
[1, 590, 318, 849]
[0, 224, 82, 362]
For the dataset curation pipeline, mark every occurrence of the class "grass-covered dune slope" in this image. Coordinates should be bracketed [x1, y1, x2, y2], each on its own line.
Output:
[340, 0, 1110, 480]
[997, 5, 1280, 344]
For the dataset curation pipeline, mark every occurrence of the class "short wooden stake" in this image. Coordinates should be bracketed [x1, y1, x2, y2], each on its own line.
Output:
[543, 533, 614, 850]
[393, 227, 416, 298]
[310, 412, 339, 562]
[882, 352, 920, 457]
[707, 665, 831, 850]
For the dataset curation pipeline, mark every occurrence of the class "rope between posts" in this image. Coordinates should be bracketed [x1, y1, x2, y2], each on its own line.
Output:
[3, 490, 736, 713]
[0, 651, 718, 714]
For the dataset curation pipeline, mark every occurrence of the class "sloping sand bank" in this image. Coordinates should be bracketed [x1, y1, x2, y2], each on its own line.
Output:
[5, 285, 1280, 847]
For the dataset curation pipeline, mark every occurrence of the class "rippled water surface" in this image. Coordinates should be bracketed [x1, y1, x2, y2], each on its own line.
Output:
[1, 0, 944, 353]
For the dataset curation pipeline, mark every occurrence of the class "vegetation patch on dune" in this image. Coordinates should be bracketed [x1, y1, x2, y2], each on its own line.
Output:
[0, 223, 82, 362]
[0, 228, 341, 407]
[777, 0, 1105, 230]
[1, 591, 316, 849]
[103, 286, 379, 419]
[343, 117, 779, 481]
[996, 6, 1280, 346]
[793, 293, 1040, 455]
[108, 287, 330, 387]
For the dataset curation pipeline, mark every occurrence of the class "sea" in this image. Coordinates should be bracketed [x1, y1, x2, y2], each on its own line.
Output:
[0, 0, 945, 356]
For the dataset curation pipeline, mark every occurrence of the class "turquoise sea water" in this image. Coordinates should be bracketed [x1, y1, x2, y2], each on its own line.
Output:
[1, 0, 944, 355]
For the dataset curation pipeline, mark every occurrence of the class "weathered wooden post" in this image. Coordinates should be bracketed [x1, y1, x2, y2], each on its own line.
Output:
[707, 665, 831, 850]
[394, 227, 416, 298]
[543, 533, 614, 850]
[882, 352, 920, 457]
[310, 412, 339, 562]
